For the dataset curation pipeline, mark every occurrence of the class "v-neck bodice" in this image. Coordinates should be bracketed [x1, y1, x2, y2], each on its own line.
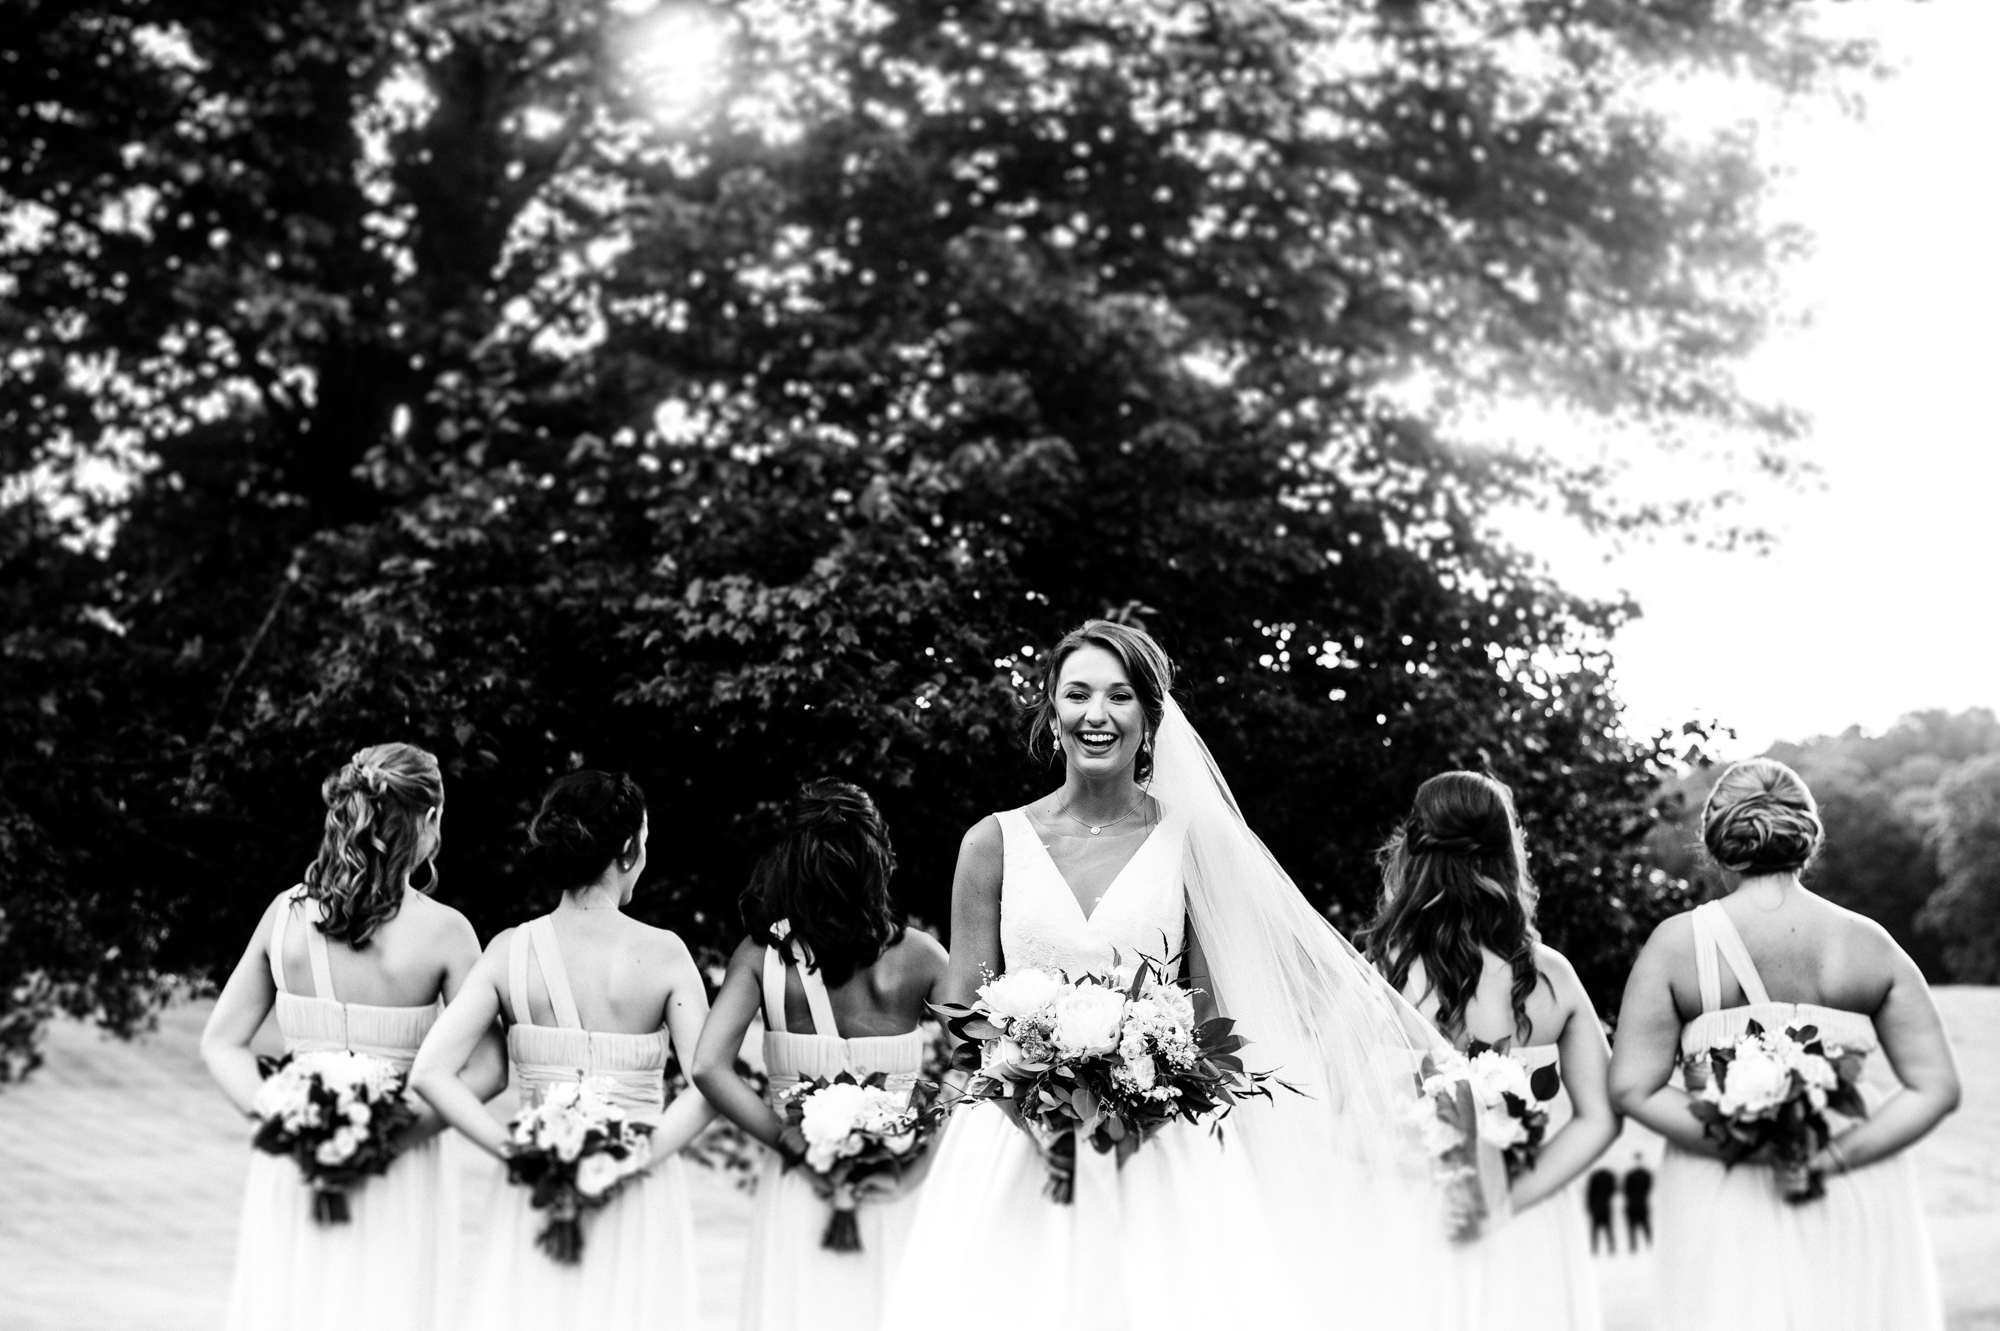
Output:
[997, 805, 1188, 976]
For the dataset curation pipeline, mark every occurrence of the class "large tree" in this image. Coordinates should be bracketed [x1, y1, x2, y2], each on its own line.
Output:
[0, 0, 1859, 1073]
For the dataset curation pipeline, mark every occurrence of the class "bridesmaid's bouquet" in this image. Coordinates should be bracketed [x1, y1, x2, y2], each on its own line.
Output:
[1687, 1019, 1868, 1203]
[250, 1049, 420, 1224]
[935, 955, 1279, 1204]
[504, 1080, 656, 1262]
[1406, 1043, 1558, 1241]
[775, 1072, 934, 1251]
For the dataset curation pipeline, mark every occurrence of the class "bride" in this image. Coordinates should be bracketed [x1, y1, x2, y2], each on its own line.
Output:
[882, 620, 1455, 1329]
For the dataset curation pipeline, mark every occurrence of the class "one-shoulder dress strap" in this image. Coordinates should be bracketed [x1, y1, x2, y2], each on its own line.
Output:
[268, 890, 295, 995]
[763, 920, 838, 1037]
[300, 896, 337, 1002]
[508, 922, 535, 1028]
[1703, 901, 1772, 1006]
[529, 916, 585, 1030]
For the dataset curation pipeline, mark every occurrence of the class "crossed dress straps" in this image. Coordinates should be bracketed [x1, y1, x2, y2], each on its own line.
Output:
[1691, 900, 1773, 1013]
[761, 919, 841, 1038]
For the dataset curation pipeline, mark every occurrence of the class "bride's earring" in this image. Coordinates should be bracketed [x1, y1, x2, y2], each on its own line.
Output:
[411, 856, 438, 891]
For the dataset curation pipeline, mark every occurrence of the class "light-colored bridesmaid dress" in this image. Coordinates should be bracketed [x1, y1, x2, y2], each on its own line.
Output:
[1653, 900, 1943, 1331]
[1442, 1042, 1603, 1331]
[737, 920, 928, 1331]
[458, 914, 699, 1330]
[223, 888, 455, 1331]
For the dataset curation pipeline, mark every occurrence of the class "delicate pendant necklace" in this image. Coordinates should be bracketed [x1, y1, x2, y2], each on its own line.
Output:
[1056, 790, 1147, 837]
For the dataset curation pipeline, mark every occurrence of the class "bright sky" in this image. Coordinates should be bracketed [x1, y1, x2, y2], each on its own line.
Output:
[1518, 0, 2000, 756]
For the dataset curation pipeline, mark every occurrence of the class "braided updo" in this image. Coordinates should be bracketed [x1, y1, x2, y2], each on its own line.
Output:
[741, 779, 903, 989]
[527, 771, 648, 892]
[1701, 758, 1823, 876]
[302, 742, 444, 948]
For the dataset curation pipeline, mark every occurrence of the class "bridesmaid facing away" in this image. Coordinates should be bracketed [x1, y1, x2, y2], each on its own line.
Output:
[1361, 771, 1619, 1331]
[201, 742, 504, 1331]
[690, 779, 949, 1331]
[411, 770, 719, 1330]
[1610, 758, 1961, 1331]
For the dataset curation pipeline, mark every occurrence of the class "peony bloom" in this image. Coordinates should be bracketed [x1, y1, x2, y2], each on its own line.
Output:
[1052, 985, 1128, 1058]
[1466, 1051, 1532, 1108]
[1717, 1044, 1792, 1117]
[978, 969, 1067, 1025]
[800, 1081, 871, 1152]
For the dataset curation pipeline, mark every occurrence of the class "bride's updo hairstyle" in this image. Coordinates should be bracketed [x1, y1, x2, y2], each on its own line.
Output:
[1359, 771, 1540, 1042]
[1701, 758, 1824, 876]
[742, 779, 904, 988]
[302, 742, 444, 949]
[1025, 619, 1174, 784]
[526, 770, 647, 892]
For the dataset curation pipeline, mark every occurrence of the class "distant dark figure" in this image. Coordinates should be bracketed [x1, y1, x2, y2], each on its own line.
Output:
[1624, 1163, 1654, 1250]
[1586, 1168, 1619, 1255]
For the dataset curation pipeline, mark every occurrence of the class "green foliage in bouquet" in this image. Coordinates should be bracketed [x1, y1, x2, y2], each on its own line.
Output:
[250, 1051, 419, 1224]
[1686, 1020, 1868, 1205]
[937, 955, 1280, 1204]
[774, 1070, 936, 1252]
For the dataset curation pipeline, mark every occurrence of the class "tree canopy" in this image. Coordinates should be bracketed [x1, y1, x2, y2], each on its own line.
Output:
[0, 0, 1860, 1075]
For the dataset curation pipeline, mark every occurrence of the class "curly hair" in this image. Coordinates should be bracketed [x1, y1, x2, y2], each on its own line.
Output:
[742, 779, 903, 990]
[1702, 758, 1824, 876]
[1358, 771, 1540, 1043]
[1025, 619, 1175, 784]
[526, 771, 648, 892]
[301, 743, 444, 949]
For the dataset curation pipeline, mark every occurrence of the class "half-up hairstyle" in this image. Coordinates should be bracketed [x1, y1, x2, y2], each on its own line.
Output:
[302, 743, 444, 949]
[527, 771, 648, 892]
[1359, 771, 1541, 1043]
[742, 779, 902, 989]
[1025, 619, 1175, 784]
[1702, 758, 1823, 876]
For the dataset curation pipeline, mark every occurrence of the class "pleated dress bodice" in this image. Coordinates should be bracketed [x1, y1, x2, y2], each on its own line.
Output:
[505, 915, 672, 1118]
[268, 887, 439, 1070]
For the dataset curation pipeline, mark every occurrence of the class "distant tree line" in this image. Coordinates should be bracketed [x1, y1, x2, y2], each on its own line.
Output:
[1643, 709, 2000, 982]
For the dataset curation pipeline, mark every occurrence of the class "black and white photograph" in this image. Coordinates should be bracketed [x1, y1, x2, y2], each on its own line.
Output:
[1, 1, 1993, 1328]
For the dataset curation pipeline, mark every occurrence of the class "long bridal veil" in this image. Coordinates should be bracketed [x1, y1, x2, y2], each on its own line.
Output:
[1152, 695, 1454, 1324]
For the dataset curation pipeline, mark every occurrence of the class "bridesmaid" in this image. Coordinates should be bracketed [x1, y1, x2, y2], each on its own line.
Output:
[690, 779, 949, 1331]
[1361, 771, 1618, 1331]
[201, 742, 503, 1331]
[1610, 758, 1960, 1331]
[411, 770, 718, 1329]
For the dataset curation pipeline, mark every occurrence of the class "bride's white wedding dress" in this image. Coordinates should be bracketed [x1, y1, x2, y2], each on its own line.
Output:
[881, 806, 1297, 1329]
[224, 889, 455, 1331]
[1653, 902, 1942, 1331]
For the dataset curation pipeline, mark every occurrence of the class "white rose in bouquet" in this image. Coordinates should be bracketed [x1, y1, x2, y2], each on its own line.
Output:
[1052, 986, 1127, 1058]
[978, 969, 1067, 1025]
[574, 1151, 623, 1199]
[548, 1117, 590, 1164]
[1717, 1043, 1791, 1117]
[800, 1080, 871, 1171]
[1466, 1050, 1532, 1107]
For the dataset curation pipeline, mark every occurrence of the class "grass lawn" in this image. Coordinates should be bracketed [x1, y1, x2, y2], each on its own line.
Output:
[0, 989, 1993, 1330]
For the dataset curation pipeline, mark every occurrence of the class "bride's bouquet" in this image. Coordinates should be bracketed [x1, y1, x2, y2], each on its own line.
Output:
[936, 955, 1279, 1203]
[775, 1072, 934, 1251]
[503, 1080, 655, 1262]
[1686, 1019, 1867, 1203]
[1406, 1043, 1557, 1240]
[251, 1049, 420, 1223]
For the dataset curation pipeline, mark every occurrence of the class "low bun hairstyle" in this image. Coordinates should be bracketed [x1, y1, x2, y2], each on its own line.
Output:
[302, 743, 444, 949]
[1025, 619, 1174, 784]
[527, 771, 648, 892]
[1702, 758, 1823, 876]
[1359, 771, 1540, 1043]
[742, 779, 903, 989]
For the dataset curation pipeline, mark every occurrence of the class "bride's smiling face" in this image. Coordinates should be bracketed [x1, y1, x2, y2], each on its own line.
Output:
[1053, 645, 1146, 780]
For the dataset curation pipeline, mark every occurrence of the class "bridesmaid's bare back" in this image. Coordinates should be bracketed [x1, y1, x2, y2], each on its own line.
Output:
[274, 888, 469, 1008]
[1664, 887, 1897, 1020]
[504, 910, 690, 1033]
